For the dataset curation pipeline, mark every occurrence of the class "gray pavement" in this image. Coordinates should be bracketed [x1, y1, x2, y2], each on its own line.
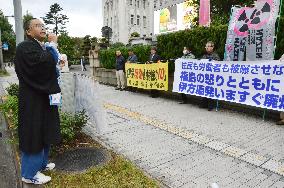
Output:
[81, 81, 284, 187]
[3, 67, 284, 187]
[0, 68, 20, 188]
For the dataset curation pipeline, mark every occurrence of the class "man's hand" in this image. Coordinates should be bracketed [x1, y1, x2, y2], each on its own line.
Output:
[59, 60, 65, 69]
[48, 33, 58, 43]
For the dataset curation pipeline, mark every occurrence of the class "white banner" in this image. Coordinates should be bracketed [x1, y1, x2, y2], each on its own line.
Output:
[173, 58, 284, 112]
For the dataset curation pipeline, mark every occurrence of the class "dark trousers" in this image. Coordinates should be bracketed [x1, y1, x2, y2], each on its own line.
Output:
[201, 97, 216, 110]
[150, 90, 159, 98]
[180, 93, 187, 103]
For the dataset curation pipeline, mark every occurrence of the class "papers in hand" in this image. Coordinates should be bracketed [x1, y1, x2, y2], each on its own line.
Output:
[49, 93, 62, 106]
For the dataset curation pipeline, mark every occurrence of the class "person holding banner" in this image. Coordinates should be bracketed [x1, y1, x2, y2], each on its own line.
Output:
[148, 47, 161, 98]
[126, 49, 138, 92]
[126, 49, 138, 63]
[178, 47, 196, 104]
[148, 47, 161, 64]
[115, 50, 126, 91]
[277, 54, 284, 125]
[201, 41, 220, 110]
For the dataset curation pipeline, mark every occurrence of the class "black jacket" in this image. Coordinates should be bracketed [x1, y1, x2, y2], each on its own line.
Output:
[116, 55, 126, 70]
[149, 54, 161, 63]
[14, 38, 61, 153]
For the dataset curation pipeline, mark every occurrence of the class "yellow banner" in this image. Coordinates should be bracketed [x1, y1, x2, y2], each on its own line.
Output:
[125, 63, 168, 91]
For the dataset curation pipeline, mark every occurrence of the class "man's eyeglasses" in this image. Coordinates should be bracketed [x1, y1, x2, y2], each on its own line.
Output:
[30, 24, 46, 29]
[205, 46, 213, 48]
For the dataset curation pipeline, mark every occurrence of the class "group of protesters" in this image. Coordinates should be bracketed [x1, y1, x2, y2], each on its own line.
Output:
[115, 42, 284, 124]
[114, 41, 221, 110]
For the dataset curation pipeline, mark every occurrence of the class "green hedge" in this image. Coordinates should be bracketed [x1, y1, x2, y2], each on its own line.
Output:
[157, 25, 228, 60]
[99, 45, 151, 69]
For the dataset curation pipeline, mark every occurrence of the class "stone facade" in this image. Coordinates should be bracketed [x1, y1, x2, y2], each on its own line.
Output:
[102, 0, 153, 44]
[102, 0, 187, 44]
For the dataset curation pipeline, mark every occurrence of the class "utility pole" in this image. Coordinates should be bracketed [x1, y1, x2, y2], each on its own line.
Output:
[13, 0, 24, 45]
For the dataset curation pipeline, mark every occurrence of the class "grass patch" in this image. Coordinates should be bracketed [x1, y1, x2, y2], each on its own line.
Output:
[44, 154, 160, 188]
[45, 133, 160, 188]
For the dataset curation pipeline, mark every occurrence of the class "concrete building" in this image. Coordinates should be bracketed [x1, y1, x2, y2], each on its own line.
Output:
[102, 0, 186, 44]
[102, 0, 153, 44]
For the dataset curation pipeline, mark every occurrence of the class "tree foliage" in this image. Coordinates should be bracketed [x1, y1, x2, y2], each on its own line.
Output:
[0, 10, 16, 62]
[81, 35, 92, 57]
[210, 0, 255, 25]
[58, 34, 76, 61]
[42, 3, 69, 35]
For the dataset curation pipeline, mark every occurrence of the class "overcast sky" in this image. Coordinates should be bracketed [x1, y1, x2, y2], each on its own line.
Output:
[1, 0, 103, 37]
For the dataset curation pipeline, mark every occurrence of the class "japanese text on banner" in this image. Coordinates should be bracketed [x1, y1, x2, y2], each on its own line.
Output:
[125, 63, 168, 91]
[173, 59, 284, 112]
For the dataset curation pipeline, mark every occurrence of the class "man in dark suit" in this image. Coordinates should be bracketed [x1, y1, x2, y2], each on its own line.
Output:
[147, 47, 161, 98]
[148, 46, 161, 64]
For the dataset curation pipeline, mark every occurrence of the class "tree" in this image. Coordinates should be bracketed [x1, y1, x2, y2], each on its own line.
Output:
[91, 37, 98, 49]
[23, 12, 33, 25]
[81, 35, 92, 57]
[0, 10, 16, 62]
[210, 0, 254, 25]
[42, 3, 69, 35]
[58, 33, 76, 62]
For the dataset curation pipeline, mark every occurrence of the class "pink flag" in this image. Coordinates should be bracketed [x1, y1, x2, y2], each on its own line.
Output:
[199, 0, 211, 27]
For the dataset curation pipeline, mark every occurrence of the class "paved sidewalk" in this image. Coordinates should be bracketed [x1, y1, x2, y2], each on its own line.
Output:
[83, 83, 284, 188]
[0, 68, 20, 188]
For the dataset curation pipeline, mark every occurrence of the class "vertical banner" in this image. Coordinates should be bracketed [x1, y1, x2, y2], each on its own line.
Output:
[246, 0, 280, 61]
[224, 7, 254, 61]
[173, 58, 284, 112]
[125, 63, 169, 91]
[199, 0, 211, 27]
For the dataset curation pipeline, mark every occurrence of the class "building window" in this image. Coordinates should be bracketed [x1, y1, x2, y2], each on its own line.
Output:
[137, 15, 140, 25]
[143, 16, 146, 28]
[143, 0, 146, 9]
[130, 0, 132, 5]
[137, 0, 139, 8]
[130, 15, 134, 25]
[106, 18, 108, 26]
[111, 17, 112, 27]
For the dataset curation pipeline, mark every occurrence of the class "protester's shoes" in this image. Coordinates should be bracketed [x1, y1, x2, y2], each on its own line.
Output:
[120, 88, 125, 91]
[44, 163, 55, 171]
[178, 101, 186, 104]
[276, 120, 284, 125]
[22, 172, 51, 185]
[115, 87, 120, 90]
[208, 108, 214, 111]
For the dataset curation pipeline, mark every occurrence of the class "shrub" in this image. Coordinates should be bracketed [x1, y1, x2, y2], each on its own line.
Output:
[59, 110, 89, 142]
[0, 95, 18, 130]
[6, 83, 19, 96]
[99, 45, 151, 69]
